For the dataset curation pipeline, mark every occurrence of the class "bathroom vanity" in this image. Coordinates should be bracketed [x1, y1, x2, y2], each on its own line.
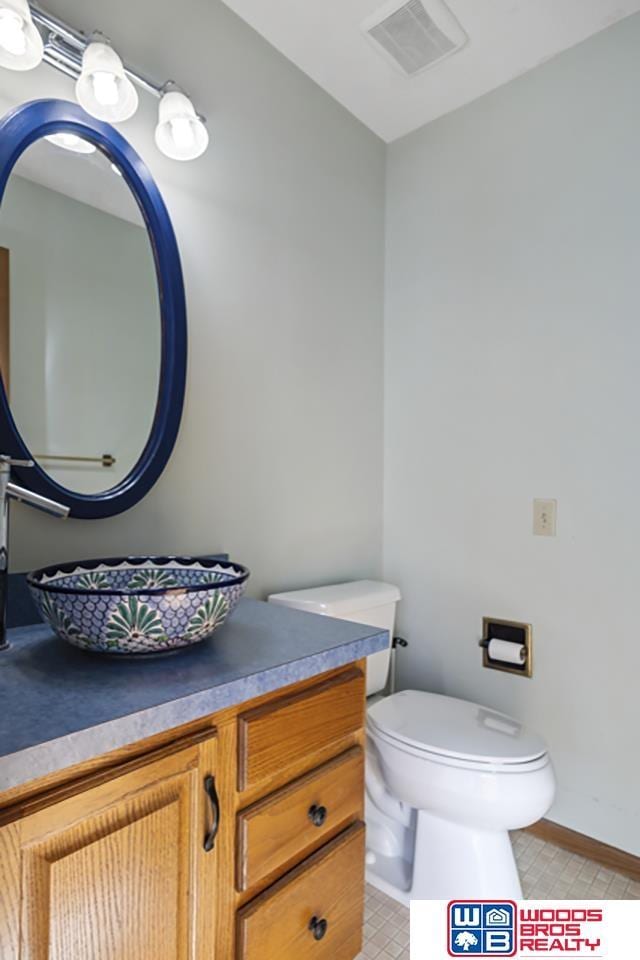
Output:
[0, 598, 386, 959]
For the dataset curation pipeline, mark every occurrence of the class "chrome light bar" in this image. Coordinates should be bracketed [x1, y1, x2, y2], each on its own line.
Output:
[0, 3, 211, 160]
[31, 4, 167, 99]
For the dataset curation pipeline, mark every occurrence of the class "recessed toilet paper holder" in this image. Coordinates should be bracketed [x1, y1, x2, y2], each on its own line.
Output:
[480, 617, 533, 678]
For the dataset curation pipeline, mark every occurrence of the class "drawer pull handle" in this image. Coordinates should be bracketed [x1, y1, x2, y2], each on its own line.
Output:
[308, 804, 328, 827]
[309, 916, 329, 941]
[203, 775, 220, 852]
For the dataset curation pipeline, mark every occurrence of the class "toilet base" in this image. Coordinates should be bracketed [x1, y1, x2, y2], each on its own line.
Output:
[411, 809, 523, 899]
[367, 809, 523, 903]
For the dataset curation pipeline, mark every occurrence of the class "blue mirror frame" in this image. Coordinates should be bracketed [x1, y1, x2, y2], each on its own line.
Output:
[0, 99, 187, 519]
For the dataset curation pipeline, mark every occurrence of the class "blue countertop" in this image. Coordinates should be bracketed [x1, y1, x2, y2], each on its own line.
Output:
[0, 598, 386, 794]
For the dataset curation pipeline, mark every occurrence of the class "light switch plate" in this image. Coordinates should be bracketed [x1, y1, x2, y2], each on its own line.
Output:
[533, 499, 557, 536]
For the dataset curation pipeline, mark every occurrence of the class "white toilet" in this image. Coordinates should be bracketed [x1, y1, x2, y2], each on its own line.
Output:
[269, 580, 556, 903]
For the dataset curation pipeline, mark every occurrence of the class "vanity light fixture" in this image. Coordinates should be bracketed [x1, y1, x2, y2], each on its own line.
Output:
[0, 0, 43, 70]
[1, 4, 209, 160]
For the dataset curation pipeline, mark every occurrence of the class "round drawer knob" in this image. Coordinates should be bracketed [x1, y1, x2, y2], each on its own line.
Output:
[308, 804, 328, 827]
[309, 916, 329, 941]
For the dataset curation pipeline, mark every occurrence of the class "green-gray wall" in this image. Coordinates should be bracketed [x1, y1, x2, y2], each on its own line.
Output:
[385, 15, 640, 853]
[7, 0, 386, 598]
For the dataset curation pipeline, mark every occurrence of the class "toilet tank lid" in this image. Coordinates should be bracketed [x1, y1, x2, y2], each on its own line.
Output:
[368, 691, 548, 765]
[268, 580, 401, 616]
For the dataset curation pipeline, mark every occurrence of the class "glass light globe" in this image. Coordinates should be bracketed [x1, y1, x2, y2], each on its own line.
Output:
[155, 91, 209, 162]
[75, 41, 138, 123]
[0, 0, 43, 71]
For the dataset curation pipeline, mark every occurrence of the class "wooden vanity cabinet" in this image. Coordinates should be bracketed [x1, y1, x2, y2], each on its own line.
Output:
[0, 662, 367, 960]
[0, 731, 219, 960]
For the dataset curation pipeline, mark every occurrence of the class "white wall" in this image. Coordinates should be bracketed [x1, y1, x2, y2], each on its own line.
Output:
[2, 0, 385, 596]
[384, 15, 640, 853]
[1, 174, 159, 492]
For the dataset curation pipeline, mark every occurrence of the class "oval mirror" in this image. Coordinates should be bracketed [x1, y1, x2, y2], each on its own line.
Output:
[0, 100, 186, 518]
[2, 135, 160, 494]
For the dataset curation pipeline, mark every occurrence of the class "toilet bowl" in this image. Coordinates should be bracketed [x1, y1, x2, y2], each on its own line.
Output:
[366, 689, 555, 901]
[268, 581, 556, 903]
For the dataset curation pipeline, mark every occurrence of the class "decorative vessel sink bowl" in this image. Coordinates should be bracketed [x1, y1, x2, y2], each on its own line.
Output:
[28, 556, 250, 656]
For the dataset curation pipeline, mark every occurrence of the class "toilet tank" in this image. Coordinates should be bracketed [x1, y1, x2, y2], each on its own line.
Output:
[268, 580, 401, 696]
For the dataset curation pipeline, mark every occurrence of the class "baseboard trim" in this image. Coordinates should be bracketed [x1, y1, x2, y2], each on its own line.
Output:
[526, 819, 640, 883]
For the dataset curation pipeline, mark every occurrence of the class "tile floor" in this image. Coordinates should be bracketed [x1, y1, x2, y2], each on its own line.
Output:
[513, 830, 640, 900]
[358, 831, 640, 959]
[359, 884, 410, 960]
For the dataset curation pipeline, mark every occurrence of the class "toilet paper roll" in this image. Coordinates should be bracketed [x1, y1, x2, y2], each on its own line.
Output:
[487, 638, 526, 665]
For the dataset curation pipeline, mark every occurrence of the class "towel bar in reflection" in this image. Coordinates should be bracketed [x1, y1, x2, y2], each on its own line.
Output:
[34, 453, 116, 468]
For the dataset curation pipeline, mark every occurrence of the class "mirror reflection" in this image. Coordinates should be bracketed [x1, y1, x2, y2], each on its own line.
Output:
[0, 133, 160, 494]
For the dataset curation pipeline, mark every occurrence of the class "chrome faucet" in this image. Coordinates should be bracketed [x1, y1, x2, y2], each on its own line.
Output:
[0, 455, 69, 651]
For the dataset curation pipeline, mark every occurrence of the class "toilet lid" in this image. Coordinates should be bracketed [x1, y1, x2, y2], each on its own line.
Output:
[368, 691, 547, 765]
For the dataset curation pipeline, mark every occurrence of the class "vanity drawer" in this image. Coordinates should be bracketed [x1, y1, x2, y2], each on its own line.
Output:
[238, 667, 365, 792]
[236, 822, 365, 960]
[237, 747, 363, 892]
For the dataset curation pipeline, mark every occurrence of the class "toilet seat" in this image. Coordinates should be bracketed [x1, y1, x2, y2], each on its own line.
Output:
[368, 722, 551, 774]
[368, 690, 548, 768]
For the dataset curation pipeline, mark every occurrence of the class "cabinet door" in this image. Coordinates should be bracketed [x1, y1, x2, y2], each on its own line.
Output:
[0, 733, 218, 960]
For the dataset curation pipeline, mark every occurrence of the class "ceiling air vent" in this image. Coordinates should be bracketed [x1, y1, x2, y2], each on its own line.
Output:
[362, 0, 467, 77]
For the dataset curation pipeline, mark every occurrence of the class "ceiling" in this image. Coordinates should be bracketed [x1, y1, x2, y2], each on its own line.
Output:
[220, 0, 640, 141]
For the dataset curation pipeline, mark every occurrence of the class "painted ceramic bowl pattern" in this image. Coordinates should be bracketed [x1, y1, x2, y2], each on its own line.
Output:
[27, 557, 250, 655]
